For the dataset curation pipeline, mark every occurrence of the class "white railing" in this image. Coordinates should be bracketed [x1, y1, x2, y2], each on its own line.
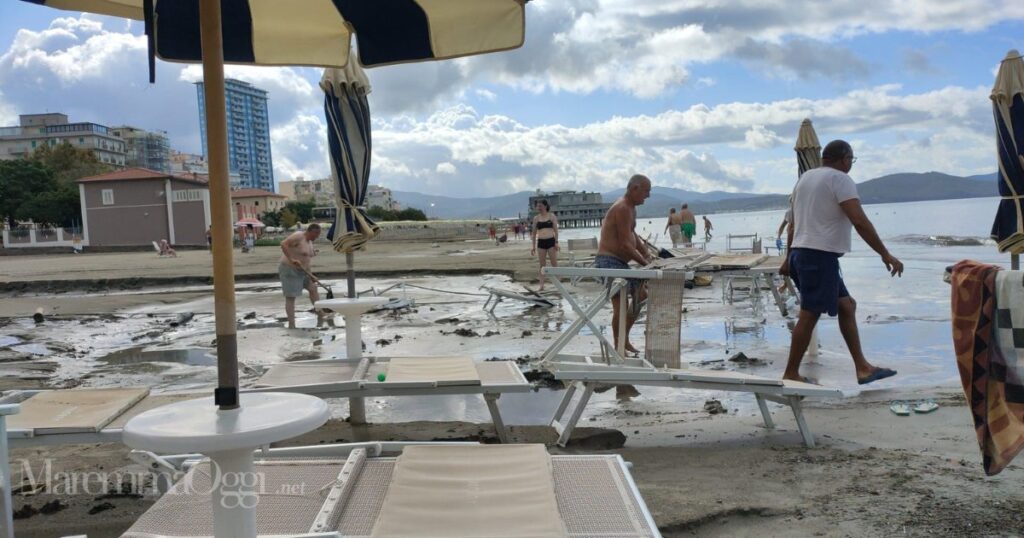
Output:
[1, 228, 86, 249]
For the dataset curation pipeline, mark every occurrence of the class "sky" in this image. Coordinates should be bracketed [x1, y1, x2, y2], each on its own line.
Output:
[0, 1, 1021, 197]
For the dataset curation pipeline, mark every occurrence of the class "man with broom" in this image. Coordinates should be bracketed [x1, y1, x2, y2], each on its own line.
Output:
[279, 223, 328, 329]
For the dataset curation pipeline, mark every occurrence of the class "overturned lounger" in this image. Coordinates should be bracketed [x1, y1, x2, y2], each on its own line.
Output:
[547, 356, 842, 448]
[249, 357, 530, 443]
[123, 442, 661, 538]
[482, 286, 555, 313]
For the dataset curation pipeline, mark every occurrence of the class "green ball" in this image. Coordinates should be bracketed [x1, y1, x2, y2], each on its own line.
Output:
[377, 373, 386, 382]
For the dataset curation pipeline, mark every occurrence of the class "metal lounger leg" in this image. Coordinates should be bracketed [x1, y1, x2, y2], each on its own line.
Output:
[550, 382, 578, 426]
[543, 280, 622, 363]
[349, 397, 367, 425]
[788, 396, 814, 448]
[552, 278, 625, 363]
[484, 394, 510, 444]
[767, 273, 788, 317]
[755, 394, 775, 430]
[557, 382, 595, 448]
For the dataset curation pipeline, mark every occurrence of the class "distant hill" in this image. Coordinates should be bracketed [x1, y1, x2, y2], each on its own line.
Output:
[965, 172, 998, 182]
[392, 171, 999, 219]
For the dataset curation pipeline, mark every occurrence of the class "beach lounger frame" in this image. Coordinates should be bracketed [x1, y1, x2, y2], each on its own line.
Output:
[123, 441, 662, 538]
[248, 356, 531, 443]
[540, 266, 841, 448]
[481, 286, 555, 313]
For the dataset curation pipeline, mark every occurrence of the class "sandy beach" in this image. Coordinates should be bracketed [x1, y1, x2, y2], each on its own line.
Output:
[2, 236, 1023, 537]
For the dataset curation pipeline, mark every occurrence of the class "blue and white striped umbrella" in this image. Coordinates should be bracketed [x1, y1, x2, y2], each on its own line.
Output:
[794, 118, 822, 178]
[322, 64, 378, 253]
[991, 49, 1024, 254]
[24, 0, 526, 76]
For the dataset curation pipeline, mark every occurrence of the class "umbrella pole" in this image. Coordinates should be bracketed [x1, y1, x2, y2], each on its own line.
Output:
[1013, 254, 1020, 270]
[199, 0, 239, 411]
[346, 252, 356, 298]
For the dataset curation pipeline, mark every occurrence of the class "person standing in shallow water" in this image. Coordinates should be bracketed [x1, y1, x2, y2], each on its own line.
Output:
[780, 139, 903, 385]
[531, 200, 559, 291]
[678, 204, 696, 246]
[664, 207, 682, 248]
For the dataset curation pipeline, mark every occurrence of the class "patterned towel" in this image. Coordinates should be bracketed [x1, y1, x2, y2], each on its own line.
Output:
[951, 260, 1024, 475]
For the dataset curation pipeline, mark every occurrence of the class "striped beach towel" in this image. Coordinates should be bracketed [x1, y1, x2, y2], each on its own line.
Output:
[951, 260, 1024, 475]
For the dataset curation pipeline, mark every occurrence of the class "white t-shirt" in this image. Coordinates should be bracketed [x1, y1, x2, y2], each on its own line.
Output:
[791, 167, 859, 254]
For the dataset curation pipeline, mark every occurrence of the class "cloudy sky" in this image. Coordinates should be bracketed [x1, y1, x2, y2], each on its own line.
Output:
[1, 1, 1021, 197]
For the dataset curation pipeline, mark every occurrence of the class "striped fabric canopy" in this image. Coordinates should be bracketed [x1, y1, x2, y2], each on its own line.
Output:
[991, 49, 1024, 254]
[794, 118, 822, 178]
[23, 0, 526, 68]
[322, 64, 378, 253]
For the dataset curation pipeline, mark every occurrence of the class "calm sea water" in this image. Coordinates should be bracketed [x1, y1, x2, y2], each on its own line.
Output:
[559, 197, 1012, 392]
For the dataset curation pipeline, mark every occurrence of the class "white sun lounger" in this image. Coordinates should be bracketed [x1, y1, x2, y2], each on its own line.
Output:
[540, 266, 842, 448]
[123, 442, 661, 538]
[248, 357, 530, 443]
[482, 286, 555, 313]
[0, 389, 203, 448]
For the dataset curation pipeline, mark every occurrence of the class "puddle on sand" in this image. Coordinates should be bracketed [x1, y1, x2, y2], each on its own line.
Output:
[9, 343, 52, 356]
[0, 336, 24, 348]
[99, 347, 217, 367]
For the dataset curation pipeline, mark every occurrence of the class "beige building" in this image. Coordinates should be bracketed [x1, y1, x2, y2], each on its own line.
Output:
[0, 113, 127, 166]
[111, 126, 170, 172]
[77, 168, 210, 246]
[231, 188, 288, 220]
[279, 177, 334, 206]
[367, 185, 399, 211]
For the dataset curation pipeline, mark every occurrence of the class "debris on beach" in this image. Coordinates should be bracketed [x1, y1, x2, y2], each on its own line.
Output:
[376, 337, 392, 347]
[727, 352, 769, 367]
[243, 311, 257, 319]
[169, 312, 195, 327]
[88, 502, 115, 515]
[704, 399, 727, 415]
[13, 505, 38, 519]
[441, 328, 481, 337]
[40, 499, 66, 515]
[521, 330, 533, 338]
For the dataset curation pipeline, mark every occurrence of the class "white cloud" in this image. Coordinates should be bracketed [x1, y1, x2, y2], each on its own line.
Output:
[435, 162, 457, 174]
[474, 89, 497, 102]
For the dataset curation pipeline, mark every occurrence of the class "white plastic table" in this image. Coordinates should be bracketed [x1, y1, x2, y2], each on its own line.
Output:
[314, 297, 390, 424]
[122, 393, 329, 538]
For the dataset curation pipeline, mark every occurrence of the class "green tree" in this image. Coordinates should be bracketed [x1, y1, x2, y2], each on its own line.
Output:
[284, 200, 315, 223]
[366, 205, 397, 221]
[19, 184, 81, 227]
[396, 207, 427, 221]
[261, 209, 281, 228]
[29, 143, 111, 185]
[280, 207, 298, 229]
[0, 160, 56, 228]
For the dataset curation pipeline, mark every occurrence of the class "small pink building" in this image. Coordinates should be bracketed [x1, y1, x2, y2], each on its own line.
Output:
[77, 168, 211, 247]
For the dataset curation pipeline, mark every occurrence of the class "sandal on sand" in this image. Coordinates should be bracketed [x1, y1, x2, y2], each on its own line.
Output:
[858, 367, 897, 385]
[913, 399, 939, 414]
[890, 401, 911, 416]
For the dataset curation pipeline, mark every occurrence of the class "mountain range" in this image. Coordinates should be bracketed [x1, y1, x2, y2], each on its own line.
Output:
[391, 171, 999, 220]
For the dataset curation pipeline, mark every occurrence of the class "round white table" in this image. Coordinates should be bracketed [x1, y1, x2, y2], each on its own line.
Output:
[123, 393, 329, 538]
[314, 297, 390, 423]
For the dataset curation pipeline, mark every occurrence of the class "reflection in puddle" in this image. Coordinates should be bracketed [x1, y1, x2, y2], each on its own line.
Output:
[100, 346, 216, 367]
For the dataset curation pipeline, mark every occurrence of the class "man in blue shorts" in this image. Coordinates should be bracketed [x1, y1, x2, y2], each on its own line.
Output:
[780, 140, 903, 385]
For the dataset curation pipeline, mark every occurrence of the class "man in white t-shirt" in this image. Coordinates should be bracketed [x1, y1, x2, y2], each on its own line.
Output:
[780, 140, 904, 385]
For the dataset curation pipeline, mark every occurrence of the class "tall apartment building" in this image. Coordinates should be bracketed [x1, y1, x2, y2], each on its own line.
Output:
[0, 113, 126, 166]
[195, 79, 274, 192]
[111, 126, 171, 173]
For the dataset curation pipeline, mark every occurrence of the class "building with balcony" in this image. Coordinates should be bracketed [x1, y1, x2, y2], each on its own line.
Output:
[111, 125, 170, 173]
[279, 177, 334, 206]
[196, 79, 274, 191]
[367, 185, 399, 211]
[527, 190, 610, 228]
[0, 113, 126, 166]
[231, 188, 288, 221]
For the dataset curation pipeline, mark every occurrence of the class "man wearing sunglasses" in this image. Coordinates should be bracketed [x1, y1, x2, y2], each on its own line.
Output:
[780, 140, 904, 386]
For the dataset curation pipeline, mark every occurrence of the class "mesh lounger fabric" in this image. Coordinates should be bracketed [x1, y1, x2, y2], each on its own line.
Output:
[370, 444, 566, 537]
[384, 357, 480, 385]
[9, 388, 149, 434]
[644, 273, 686, 369]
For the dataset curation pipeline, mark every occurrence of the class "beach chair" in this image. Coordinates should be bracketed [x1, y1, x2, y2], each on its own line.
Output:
[726, 233, 759, 254]
[566, 237, 599, 285]
[249, 356, 530, 443]
[541, 266, 842, 448]
[122, 442, 661, 538]
[482, 286, 556, 313]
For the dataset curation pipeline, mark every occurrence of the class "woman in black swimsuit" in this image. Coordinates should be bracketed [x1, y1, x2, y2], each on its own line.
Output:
[531, 199, 559, 291]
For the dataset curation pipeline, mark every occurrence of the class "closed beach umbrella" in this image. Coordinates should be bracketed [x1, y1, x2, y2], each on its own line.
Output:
[322, 64, 378, 297]
[794, 118, 822, 177]
[990, 49, 1024, 257]
[19, 0, 527, 410]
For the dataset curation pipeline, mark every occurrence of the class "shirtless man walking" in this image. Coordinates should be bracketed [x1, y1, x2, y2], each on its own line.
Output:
[279, 223, 323, 329]
[678, 204, 697, 246]
[664, 208, 683, 248]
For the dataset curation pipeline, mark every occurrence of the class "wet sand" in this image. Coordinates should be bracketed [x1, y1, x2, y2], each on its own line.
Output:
[3, 240, 1023, 536]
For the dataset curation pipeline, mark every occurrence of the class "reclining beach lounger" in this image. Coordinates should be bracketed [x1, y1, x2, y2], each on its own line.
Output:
[123, 442, 661, 538]
[482, 286, 555, 313]
[540, 266, 842, 448]
[0, 388, 203, 448]
[249, 357, 530, 443]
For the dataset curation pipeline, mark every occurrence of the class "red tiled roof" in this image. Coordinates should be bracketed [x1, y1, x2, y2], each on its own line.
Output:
[231, 188, 286, 199]
[76, 167, 209, 186]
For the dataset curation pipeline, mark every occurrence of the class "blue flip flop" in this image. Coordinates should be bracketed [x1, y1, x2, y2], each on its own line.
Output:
[858, 367, 897, 385]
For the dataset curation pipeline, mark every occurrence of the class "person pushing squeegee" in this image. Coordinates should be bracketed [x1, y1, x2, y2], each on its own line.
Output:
[278, 224, 332, 329]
